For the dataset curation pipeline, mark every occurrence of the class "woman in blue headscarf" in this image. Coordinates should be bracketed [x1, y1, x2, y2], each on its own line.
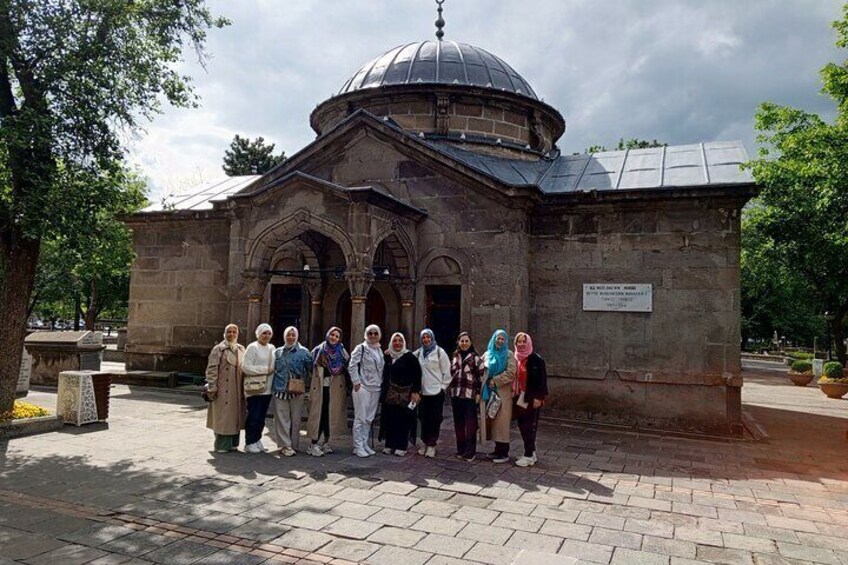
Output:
[480, 329, 516, 463]
[414, 328, 451, 458]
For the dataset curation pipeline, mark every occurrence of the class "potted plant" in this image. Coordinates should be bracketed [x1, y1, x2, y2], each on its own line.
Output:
[788, 359, 814, 386]
[818, 361, 848, 399]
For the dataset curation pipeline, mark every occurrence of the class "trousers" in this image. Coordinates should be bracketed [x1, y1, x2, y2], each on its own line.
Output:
[245, 394, 271, 445]
[352, 387, 380, 450]
[272, 394, 305, 450]
[451, 397, 478, 457]
[418, 391, 445, 447]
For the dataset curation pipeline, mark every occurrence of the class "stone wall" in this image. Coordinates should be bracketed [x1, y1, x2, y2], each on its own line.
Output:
[125, 214, 231, 373]
[528, 197, 745, 434]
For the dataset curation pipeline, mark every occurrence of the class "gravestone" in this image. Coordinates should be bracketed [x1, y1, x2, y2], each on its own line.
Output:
[16, 348, 32, 398]
[25, 331, 105, 386]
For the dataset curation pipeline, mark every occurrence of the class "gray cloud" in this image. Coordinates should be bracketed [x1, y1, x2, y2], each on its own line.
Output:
[129, 0, 845, 198]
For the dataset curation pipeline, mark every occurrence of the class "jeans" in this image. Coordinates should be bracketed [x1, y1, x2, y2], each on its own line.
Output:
[245, 394, 271, 445]
[514, 399, 541, 457]
[418, 391, 445, 447]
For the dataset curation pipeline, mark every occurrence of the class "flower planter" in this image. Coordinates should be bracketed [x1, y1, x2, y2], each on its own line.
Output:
[819, 382, 848, 399]
[788, 372, 814, 386]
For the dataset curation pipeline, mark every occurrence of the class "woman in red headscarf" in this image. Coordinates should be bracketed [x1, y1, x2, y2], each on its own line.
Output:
[512, 332, 547, 467]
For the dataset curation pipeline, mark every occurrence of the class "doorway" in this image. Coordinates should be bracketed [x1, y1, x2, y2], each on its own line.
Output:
[425, 285, 461, 350]
[337, 288, 386, 350]
[269, 284, 303, 347]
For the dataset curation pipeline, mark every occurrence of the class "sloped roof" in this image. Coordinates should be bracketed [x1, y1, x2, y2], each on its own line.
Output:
[430, 141, 753, 193]
[142, 175, 260, 212]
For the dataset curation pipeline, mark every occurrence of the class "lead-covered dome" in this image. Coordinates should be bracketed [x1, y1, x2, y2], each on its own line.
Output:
[339, 41, 538, 100]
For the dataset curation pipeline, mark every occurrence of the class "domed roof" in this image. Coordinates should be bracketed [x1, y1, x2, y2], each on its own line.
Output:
[339, 40, 538, 100]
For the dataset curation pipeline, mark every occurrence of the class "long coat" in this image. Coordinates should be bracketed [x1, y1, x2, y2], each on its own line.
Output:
[205, 341, 246, 435]
[480, 354, 516, 443]
[306, 365, 349, 441]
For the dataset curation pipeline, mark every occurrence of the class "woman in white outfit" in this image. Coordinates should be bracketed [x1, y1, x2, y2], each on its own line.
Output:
[242, 323, 275, 453]
[348, 324, 385, 457]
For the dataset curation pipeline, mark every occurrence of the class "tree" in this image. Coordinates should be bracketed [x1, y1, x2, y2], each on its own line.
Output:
[222, 135, 286, 175]
[585, 138, 667, 154]
[30, 167, 147, 330]
[745, 3, 848, 364]
[0, 1, 228, 413]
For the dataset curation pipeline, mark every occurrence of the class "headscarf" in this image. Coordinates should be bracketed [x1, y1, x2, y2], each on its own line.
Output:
[254, 323, 273, 339]
[454, 331, 476, 360]
[484, 329, 509, 378]
[513, 332, 533, 396]
[282, 326, 299, 351]
[314, 326, 347, 375]
[363, 324, 384, 366]
[419, 328, 437, 359]
[386, 332, 408, 362]
[223, 323, 239, 351]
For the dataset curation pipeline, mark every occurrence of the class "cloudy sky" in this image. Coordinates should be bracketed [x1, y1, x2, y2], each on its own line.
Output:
[129, 0, 846, 201]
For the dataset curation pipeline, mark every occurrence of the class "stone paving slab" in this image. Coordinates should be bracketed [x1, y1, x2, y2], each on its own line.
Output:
[2, 369, 848, 564]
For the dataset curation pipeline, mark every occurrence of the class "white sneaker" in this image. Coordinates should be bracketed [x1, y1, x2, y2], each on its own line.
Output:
[364, 445, 376, 456]
[244, 442, 261, 454]
[321, 443, 333, 454]
[382, 448, 393, 455]
[394, 450, 407, 457]
[418, 446, 427, 455]
[353, 448, 371, 458]
[281, 447, 296, 457]
[256, 439, 268, 452]
[515, 453, 538, 467]
[425, 446, 436, 458]
[306, 444, 325, 457]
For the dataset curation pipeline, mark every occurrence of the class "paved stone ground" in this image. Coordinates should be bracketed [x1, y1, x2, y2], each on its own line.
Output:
[2, 364, 847, 565]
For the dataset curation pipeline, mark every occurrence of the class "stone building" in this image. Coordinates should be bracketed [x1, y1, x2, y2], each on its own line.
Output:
[126, 24, 756, 434]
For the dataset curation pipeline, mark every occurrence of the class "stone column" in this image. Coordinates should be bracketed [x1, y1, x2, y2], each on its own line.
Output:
[346, 272, 373, 344]
[242, 270, 270, 336]
[305, 281, 325, 348]
[397, 281, 415, 340]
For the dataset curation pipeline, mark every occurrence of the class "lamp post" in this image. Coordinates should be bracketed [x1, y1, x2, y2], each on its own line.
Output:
[825, 311, 834, 361]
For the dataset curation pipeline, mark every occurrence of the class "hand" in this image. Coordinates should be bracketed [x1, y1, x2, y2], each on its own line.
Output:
[354, 383, 362, 393]
[488, 380, 496, 390]
[475, 394, 481, 403]
[533, 399, 543, 409]
[207, 390, 218, 401]
[410, 392, 421, 403]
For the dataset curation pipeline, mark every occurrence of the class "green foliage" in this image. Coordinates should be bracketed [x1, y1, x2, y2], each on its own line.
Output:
[222, 135, 286, 176]
[790, 359, 813, 373]
[744, 3, 848, 363]
[585, 138, 666, 154]
[787, 351, 814, 360]
[823, 361, 845, 379]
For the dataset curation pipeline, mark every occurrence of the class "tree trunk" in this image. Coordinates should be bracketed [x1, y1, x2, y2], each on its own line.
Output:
[84, 279, 98, 331]
[73, 294, 81, 331]
[0, 228, 40, 413]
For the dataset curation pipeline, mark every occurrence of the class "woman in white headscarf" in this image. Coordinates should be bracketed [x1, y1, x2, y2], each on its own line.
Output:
[414, 328, 451, 458]
[348, 324, 385, 457]
[271, 326, 312, 456]
[205, 324, 246, 453]
[242, 323, 275, 453]
[380, 332, 421, 456]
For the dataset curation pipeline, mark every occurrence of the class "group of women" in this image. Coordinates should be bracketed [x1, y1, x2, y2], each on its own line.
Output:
[204, 322, 547, 467]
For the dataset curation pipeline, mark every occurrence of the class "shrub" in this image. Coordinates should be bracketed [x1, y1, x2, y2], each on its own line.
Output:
[787, 351, 814, 360]
[823, 361, 845, 380]
[790, 359, 813, 373]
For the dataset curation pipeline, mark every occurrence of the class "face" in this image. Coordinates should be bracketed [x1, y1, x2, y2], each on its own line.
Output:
[285, 329, 297, 346]
[421, 333, 432, 346]
[225, 326, 238, 342]
[328, 330, 340, 345]
[495, 334, 505, 348]
[458, 335, 471, 351]
[258, 329, 272, 345]
[367, 329, 380, 342]
[516, 334, 527, 347]
[392, 335, 404, 351]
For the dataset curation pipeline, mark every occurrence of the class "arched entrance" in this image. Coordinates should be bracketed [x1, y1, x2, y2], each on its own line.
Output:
[337, 288, 386, 350]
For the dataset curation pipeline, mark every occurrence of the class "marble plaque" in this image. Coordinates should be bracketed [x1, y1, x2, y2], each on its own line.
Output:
[583, 283, 652, 312]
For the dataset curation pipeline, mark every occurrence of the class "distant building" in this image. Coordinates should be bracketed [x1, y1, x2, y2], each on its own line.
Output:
[126, 19, 755, 434]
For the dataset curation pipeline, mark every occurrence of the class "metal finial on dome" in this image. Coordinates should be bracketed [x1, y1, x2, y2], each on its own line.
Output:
[435, 0, 445, 41]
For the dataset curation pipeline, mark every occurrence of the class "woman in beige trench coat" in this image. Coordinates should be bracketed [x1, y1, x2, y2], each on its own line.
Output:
[305, 327, 350, 456]
[479, 329, 516, 463]
[206, 323, 246, 453]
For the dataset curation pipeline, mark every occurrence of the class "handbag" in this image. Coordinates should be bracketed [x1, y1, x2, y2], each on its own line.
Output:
[385, 383, 411, 406]
[486, 391, 502, 419]
[201, 384, 214, 402]
[286, 374, 306, 395]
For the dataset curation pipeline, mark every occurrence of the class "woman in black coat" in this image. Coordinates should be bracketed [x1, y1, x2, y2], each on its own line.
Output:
[512, 332, 548, 467]
[381, 332, 422, 456]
